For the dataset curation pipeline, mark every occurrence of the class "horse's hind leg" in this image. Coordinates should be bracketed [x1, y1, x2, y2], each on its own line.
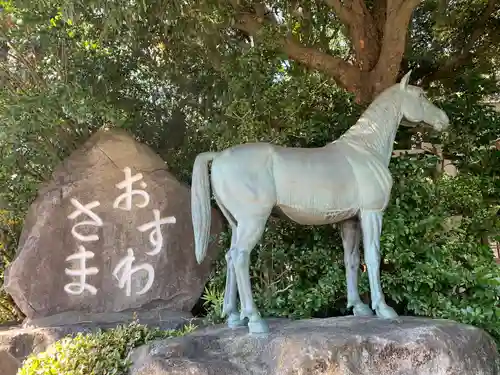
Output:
[214, 194, 246, 328]
[340, 219, 373, 317]
[233, 216, 269, 334]
[222, 226, 246, 328]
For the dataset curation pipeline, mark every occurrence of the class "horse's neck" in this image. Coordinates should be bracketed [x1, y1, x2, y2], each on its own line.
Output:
[337, 91, 403, 166]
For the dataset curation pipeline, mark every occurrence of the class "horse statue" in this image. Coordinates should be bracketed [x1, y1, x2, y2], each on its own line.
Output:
[190, 70, 450, 334]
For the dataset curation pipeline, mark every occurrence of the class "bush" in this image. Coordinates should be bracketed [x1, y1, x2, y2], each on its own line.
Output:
[18, 320, 196, 375]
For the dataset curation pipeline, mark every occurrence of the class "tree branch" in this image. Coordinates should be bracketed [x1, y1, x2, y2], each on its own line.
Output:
[323, 0, 380, 71]
[370, 0, 422, 94]
[234, 12, 363, 94]
[371, 0, 387, 38]
[323, 0, 354, 25]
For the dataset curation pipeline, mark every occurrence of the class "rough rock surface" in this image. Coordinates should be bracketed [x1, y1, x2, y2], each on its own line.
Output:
[129, 316, 500, 375]
[4, 128, 223, 319]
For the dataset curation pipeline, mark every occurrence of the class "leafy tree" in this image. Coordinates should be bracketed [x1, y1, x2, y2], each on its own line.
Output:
[13, 0, 498, 104]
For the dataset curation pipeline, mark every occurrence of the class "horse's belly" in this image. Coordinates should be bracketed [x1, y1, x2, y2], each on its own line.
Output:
[277, 205, 358, 225]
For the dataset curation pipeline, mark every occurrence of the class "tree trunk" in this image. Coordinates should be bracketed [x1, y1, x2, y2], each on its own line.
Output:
[232, 0, 422, 104]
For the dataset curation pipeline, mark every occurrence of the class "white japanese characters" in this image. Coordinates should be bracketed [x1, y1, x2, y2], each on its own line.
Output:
[64, 166, 176, 298]
[113, 167, 150, 211]
[64, 198, 103, 296]
[137, 209, 176, 256]
[67, 198, 103, 242]
[112, 248, 155, 297]
[64, 245, 99, 296]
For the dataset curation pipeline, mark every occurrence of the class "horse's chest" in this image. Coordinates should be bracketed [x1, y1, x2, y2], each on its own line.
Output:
[345, 151, 393, 210]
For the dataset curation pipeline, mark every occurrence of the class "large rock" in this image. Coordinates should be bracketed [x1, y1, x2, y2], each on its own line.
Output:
[129, 316, 500, 375]
[21, 307, 197, 331]
[4, 128, 223, 319]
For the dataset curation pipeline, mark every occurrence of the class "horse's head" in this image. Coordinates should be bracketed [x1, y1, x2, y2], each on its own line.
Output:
[397, 70, 450, 131]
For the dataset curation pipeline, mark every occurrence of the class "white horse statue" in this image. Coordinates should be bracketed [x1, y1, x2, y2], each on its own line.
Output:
[191, 70, 450, 334]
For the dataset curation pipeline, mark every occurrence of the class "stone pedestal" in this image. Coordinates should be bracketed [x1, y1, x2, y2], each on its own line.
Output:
[129, 316, 500, 375]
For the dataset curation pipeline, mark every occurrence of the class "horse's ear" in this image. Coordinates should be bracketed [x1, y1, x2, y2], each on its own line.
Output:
[399, 70, 412, 90]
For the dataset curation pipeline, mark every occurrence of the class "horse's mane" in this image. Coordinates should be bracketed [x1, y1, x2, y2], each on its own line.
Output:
[335, 85, 403, 159]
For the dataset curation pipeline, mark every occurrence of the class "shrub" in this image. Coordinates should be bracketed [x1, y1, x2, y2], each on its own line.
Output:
[18, 320, 196, 375]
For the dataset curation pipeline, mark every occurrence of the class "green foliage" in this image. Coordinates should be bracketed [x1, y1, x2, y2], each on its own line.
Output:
[0, 209, 24, 322]
[18, 320, 196, 375]
[201, 284, 225, 324]
[382, 157, 500, 341]
[408, 0, 500, 92]
[439, 95, 500, 179]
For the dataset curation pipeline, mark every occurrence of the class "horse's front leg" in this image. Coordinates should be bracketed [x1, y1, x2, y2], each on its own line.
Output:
[233, 217, 269, 334]
[340, 219, 373, 317]
[222, 227, 246, 328]
[359, 210, 398, 319]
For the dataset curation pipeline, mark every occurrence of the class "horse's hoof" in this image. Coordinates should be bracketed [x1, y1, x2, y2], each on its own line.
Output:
[248, 318, 269, 335]
[375, 303, 398, 319]
[227, 312, 247, 328]
[353, 303, 374, 317]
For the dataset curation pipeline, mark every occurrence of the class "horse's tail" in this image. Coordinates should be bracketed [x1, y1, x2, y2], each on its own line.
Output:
[191, 151, 219, 264]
